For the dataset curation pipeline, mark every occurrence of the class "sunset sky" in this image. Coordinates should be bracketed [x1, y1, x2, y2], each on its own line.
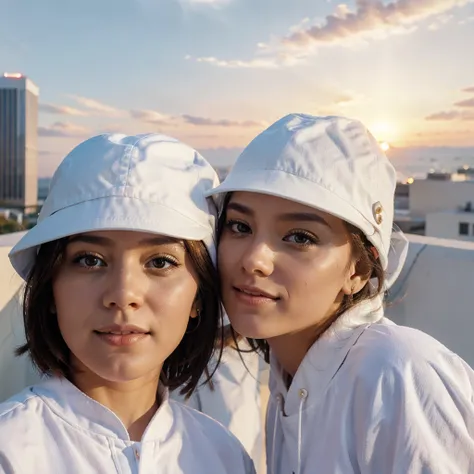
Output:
[1, 0, 474, 176]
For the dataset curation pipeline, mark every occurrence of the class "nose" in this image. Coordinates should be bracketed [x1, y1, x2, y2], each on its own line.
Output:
[241, 240, 274, 277]
[102, 260, 146, 311]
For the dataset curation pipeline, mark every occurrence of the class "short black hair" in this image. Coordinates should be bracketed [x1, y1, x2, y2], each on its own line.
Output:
[16, 237, 223, 397]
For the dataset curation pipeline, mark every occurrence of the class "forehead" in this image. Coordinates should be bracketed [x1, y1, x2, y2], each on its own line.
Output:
[227, 192, 346, 230]
[66, 230, 183, 248]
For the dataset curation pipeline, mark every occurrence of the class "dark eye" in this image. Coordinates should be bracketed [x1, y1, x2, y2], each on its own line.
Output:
[75, 254, 105, 268]
[284, 232, 318, 246]
[147, 257, 177, 270]
[227, 220, 251, 234]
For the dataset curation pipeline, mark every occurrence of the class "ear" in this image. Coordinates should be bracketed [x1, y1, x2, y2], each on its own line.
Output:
[190, 298, 201, 319]
[341, 259, 369, 296]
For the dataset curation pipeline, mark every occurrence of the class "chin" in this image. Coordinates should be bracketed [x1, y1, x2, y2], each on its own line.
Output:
[228, 314, 275, 340]
[93, 366, 146, 384]
[83, 358, 159, 385]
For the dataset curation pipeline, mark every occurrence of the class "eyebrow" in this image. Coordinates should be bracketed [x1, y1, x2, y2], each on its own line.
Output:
[278, 212, 331, 229]
[227, 202, 331, 229]
[67, 234, 183, 247]
[226, 202, 254, 216]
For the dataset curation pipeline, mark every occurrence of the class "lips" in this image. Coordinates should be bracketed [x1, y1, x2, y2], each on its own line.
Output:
[95, 324, 150, 335]
[233, 285, 280, 300]
[94, 324, 150, 346]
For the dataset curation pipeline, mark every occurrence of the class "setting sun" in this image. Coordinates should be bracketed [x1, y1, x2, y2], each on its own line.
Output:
[369, 122, 398, 143]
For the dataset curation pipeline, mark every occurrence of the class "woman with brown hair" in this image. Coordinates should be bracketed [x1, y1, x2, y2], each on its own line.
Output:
[0, 133, 255, 474]
[210, 114, 474, 474]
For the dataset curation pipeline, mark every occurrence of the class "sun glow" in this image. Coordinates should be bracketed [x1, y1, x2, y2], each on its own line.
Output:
[369, 121, 398, 143]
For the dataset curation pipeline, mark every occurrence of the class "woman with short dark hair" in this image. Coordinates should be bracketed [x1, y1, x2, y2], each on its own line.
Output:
[0, 133, 255, 474]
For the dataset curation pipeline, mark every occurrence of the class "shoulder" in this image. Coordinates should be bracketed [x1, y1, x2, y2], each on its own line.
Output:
[347, 319, 474, 402]
[0, 386, 41, 421]
[169, 400, 252, 459]
[344, 323, 474, 471]
[169, 401, 255, 472]
[170, 398, 237, 440]
[0, 386, 45, 447]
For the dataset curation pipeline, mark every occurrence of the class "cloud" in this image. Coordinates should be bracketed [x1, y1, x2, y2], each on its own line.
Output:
[426, 84, 474, 120]
[131, 108, 266, 128]
[39, 103, 88, 116]
[281, 0, 468, 49]
[130, 109, 175, 125]
[455, 98, 474, 108]
[426, 111, 461, 121]
[69, 95, 125, 117]
[182, 114, 266, 127]
[186, 55, 280, 69]
[38, 121, 90, 138]
[425, 110, 474, 121]
[189, 0, 472, 68]
[428, 13, 454, 30]
[333, 92, 362, 105]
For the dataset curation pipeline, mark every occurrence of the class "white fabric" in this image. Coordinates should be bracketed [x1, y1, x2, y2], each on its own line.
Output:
[266, 298, 474, 474]
[0, 377, 255, 474]
[9, 133, 219, 279]
[171, 340, 263, 466]
[207, 114, 409, 288]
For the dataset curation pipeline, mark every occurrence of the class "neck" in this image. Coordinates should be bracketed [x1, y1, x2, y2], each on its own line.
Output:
[268, 309, 340, 378]
[73, 370, 161, 441]
[267, 330, 316, 378]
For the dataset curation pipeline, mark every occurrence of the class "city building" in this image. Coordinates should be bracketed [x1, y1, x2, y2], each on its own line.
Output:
[0, 73, 39, 212]
[405, 169, 474, 240]
[425, 204, 474, 241]
[410, 173, 474, 218]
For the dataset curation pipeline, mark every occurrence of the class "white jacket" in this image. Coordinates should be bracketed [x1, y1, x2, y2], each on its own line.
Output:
[0, 377, 255, 474]
[266, 297, 474, 474]
[171, 341, 263, 467]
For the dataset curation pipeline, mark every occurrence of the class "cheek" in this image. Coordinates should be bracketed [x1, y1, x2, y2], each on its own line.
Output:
[218, 237, 241, 276]
[288, 247, 352, 297]
[53, 275, 93, 325]
[149, 277, 198, 323]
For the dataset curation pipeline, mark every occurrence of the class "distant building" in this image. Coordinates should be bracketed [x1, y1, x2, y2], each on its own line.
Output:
[37, 177, 51, 202]
[0, 73, 39, 212]
[410, 176, 474, 219]
[426, 203, 474, 242]
[406, 169, 474, 241]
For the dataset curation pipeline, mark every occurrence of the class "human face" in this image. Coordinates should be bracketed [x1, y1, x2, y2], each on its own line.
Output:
[53, 230, 199, 385]
[218, 192, 359, 340]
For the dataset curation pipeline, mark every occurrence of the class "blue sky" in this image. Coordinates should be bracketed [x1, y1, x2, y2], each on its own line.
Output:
[1, 0, 474, 177]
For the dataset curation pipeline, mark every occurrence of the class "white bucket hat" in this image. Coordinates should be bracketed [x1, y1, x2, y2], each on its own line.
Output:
[9, 133, 219, 280]
[207, 113, 408, 289]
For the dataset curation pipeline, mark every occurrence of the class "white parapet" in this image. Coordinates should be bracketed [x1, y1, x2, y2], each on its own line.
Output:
[387, 234, 474, 368]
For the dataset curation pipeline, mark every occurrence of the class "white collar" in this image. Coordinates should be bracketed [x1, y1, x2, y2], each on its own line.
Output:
[33, 377, 174, 442]
[269, 296, 384, 415]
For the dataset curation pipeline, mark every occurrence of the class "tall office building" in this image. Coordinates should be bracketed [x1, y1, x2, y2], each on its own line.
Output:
[0, 73, 38, 212]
